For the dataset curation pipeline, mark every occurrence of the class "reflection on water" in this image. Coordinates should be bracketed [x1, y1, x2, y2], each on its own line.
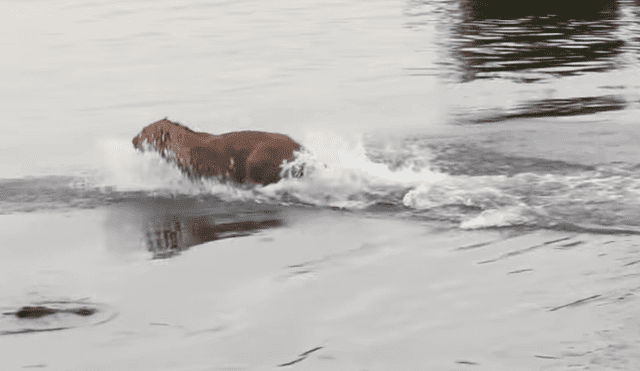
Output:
[145, 216, 280, 259]
[407, 0, 639, 82]
[104, 197, 285, 259]
[461, 0, 618, 20]
[469, 95, 627, 122]
[454, 15, 622, 82]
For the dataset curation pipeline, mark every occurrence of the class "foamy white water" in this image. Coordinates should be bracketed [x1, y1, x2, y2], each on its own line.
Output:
[98, 134, 445, 210]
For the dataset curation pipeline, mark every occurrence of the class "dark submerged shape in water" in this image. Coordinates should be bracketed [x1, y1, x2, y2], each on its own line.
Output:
[8, 306, 95, 319]
[1, 300, 115, 335]
[132, 118, 302, 185]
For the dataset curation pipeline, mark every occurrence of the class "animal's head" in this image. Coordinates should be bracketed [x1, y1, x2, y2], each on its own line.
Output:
[132, 118, 175, 154]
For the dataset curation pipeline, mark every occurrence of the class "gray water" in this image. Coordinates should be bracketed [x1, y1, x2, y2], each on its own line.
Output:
[4, 4, 640, 368]
[2, 0, 640, 235]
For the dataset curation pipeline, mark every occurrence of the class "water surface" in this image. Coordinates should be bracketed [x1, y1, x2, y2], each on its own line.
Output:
[2, 0, 640, 246]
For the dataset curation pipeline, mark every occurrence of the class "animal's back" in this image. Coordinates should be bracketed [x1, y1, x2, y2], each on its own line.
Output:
[133, 119, 302, 185]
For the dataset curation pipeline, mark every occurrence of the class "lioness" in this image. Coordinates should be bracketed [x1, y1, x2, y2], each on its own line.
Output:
[132, 118, 302, 185]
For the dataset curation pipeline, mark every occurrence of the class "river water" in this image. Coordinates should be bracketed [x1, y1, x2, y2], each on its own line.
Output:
[2, 0, 640, 232]
[3, 1, 640, 369]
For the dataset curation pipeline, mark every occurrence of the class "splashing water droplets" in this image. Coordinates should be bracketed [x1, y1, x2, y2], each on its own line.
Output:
[266, 132, 446, 209]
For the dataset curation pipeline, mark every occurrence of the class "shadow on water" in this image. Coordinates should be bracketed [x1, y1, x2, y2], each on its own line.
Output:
[467, 95, 627, 123]
[424, 142, 596, 176]
[104, 196, 285, 259]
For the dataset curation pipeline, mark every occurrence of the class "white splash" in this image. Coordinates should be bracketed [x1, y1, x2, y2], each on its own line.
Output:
[262, 131, 446, 208]
[97, 132, 451, 209]
[460, 207, 536, 229]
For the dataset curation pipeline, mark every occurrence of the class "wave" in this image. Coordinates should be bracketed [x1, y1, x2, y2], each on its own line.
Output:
[96, 134, 444, 208]
[4, 133, 640, 233]
[404, 167, 640, 230]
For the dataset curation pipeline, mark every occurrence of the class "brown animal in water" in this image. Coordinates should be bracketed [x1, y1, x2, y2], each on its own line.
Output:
[132, 118, 302, 185]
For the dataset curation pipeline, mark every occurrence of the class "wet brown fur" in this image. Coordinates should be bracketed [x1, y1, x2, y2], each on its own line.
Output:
[132, 118, 301, 185]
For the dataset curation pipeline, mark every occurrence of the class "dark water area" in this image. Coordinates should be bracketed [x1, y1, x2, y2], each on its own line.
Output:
[407, 0, 639, 83]
[99, 191, 302, 258]
[118, 199, 285, 259]
[0, 176, 286, 258]
[466, 95, 627, 123]
[425, 142, 597, 176]
[0, 176, 115, 214]
[143, 218, 281, 259]
[462, 0, 619, 19]
[6, 150, 640, 260]
[452, 16, 623, 82]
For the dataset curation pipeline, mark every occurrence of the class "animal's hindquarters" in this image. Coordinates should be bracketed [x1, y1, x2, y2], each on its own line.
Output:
[245, 142, 297, 185]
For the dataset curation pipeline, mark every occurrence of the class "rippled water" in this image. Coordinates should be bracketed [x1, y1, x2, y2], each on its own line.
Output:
[2, 0, 640, 238]
[4, 5, 640, 370]
[407, 0, 639, 80]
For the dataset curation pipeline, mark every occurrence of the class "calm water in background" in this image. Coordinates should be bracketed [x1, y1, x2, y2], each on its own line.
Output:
[2, 0, 640, 243]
